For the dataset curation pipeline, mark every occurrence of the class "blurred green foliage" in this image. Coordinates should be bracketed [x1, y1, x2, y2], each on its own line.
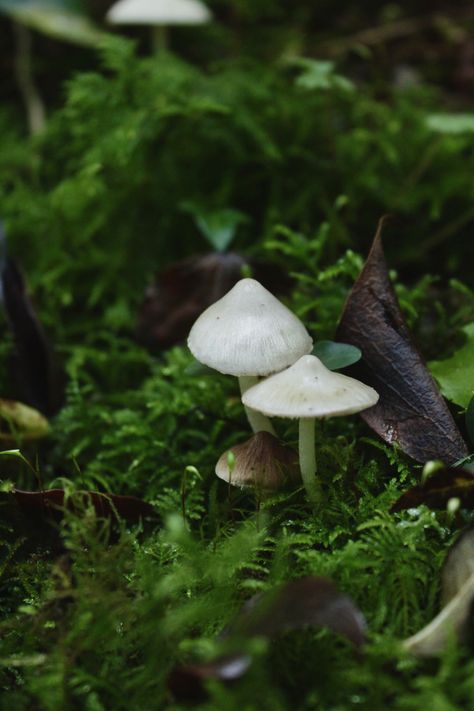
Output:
[1, 37, 474, 344]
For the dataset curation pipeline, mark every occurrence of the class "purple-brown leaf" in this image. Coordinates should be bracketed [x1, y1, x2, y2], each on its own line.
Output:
[137, 252, 290, 350]
[169, 576, 365, 701]
[0, 225, 65, 415]
[391, 467, 474, 512]
[11, 488, 156, 523]
[336, 219, 468, 464]
[232, 576, 366, 646]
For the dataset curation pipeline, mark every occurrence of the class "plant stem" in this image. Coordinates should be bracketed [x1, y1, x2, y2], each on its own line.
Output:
[239, 376, 275, 435]
[13, 22, 46, 135]
[298, 418, 320, 503]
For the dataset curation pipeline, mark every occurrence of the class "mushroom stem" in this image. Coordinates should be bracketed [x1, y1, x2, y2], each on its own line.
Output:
[152, 25, 168, 53]
[298, 418, 321, 503]
[239, 376, 275, 435]
[13, 22, 46, 135]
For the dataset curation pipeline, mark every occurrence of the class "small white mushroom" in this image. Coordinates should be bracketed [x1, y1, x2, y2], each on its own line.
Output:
[106, 0, 212, 52]
[188, 278, 313, 435]
[242, 355, 379, 502]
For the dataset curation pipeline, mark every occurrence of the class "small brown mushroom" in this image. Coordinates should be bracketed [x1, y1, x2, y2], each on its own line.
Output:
[215, 431, 299, 492]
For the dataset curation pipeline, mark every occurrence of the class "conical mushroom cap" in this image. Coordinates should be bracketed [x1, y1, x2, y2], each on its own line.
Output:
[242, 355, 379, 418]
[107, 0, 212, 25]
[187, 278, 313, 376]
[215, 432, 299, 489]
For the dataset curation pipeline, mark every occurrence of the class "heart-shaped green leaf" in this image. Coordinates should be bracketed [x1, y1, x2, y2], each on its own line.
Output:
[312, 340, 361, 371]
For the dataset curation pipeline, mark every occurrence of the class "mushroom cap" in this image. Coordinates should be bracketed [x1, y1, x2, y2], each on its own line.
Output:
[187, 278, 313, 376]
[215, 431, 299, 490]
[106, 0, 212, 25]
[242, 355, 379, 418]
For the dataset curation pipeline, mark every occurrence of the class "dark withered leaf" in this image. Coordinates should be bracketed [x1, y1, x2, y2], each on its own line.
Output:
[0, 489, 156, 556]
[169, 576, 365, 701]
[336, 219, 468, 464]
[9, 488, 156, 523]
[0, 225, 64, 415]
[168, 656, 251, 702]
[404, 526, 474, 657]
[391, 467, 474, 512]
[231, 576, 366, 646]
[466, 396, 474, 448]
[136, 252, 290, 351]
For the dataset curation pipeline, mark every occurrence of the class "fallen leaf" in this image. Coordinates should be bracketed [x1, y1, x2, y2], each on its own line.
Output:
[391, 467, 474, 513]
[404, 527, 474, 656]
[429, 323, 474, 409]
[466, 396, 474, 448]
[0, 225, 65, 415]
[10, 488, 156, 523]
[0, 488, 156, 556]
[168, 656, 251, 702]
[169, 576, 365, 701]
[136, 252, 290, 351]
[336, 219, 468, 464]
[231, 576, 366, 646]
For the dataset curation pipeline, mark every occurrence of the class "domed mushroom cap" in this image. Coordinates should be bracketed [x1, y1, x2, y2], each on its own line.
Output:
[215, 431, 299, 490]
[187, 278, 313, 376]
[242, 355, 379, 418]
[107, 0, 212, 25]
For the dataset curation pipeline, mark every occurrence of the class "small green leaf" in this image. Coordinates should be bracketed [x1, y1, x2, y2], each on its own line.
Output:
[290, 58, 354, 93]
[185, 359, 216, 376]
[426, 113, 474, 135]
[429, 323, 474, 408]
[181, 203, 248, 252]
[312, 340, 362, 371]
[466, 396, 474, 448]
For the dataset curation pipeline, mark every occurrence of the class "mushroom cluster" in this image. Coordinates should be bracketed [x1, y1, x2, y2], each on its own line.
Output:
[187, 278, 379, 503]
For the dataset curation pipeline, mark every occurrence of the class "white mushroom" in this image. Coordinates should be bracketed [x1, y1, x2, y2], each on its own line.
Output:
[106, 0, 212, 52]
[242, 355, 379, 502]
[187, 278, 313, 435]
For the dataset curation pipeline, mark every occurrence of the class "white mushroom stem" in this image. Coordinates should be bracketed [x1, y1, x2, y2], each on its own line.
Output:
[13, 23, 46, 135]
[239, 377, 275, 435]
[151, 25, 167, 52]
[298, 418, 321, 503]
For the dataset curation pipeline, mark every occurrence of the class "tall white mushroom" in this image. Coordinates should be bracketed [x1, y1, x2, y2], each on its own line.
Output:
[242, 355, 379, 503]
[187, 278, 313, 435]
[106, 0, 212, 53]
